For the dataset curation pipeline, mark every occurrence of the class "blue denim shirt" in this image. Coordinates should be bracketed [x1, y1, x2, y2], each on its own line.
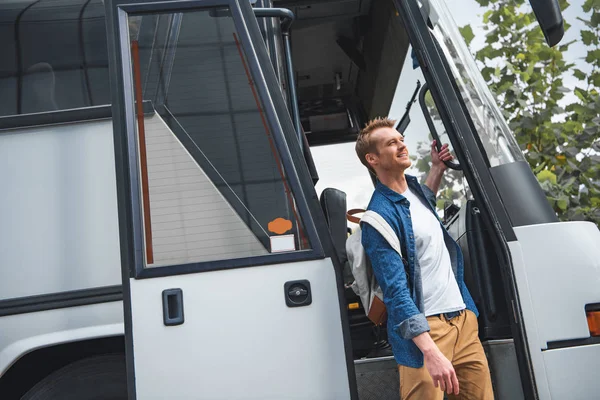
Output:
[361, 176, 478, 368]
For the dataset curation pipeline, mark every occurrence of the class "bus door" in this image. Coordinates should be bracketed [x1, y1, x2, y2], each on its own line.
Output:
[104, 0, 355, 398]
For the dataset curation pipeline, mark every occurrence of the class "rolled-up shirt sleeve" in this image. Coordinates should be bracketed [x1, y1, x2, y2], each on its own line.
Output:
[362, 224, 429, 340]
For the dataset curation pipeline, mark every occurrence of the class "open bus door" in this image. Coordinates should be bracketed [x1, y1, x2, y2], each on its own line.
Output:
[104, 0, 356, 398]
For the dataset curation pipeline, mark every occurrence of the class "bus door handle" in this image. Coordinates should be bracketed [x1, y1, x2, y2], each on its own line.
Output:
[162, 288, 184, 326]
[285, 280, 312, 307]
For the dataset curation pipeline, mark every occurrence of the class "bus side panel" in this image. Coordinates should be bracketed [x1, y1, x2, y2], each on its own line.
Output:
[509, 222, 600, 400]
[506, 241, 551, 400]
[542, 344, 600, 399]
[0, 120, 122, 300]
[513, 222, 600, 345]
[0, 302, 123, 376]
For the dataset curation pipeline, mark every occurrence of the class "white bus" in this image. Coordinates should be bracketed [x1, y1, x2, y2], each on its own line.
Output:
[0, 0, 598, 399]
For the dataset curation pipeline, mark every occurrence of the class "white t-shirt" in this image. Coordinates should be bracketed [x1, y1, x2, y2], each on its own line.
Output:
[402, 187, 465, 316]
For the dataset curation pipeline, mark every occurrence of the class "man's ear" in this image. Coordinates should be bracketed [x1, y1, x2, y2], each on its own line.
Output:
[365, 153, 377, 168]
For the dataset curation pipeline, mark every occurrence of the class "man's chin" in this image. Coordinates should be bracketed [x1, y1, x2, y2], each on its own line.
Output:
[398, 159, 412, 171]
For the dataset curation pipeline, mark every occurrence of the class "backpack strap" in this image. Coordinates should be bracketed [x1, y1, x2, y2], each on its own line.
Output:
[361, 211, 402, 255]
[361, 210, 412, 290]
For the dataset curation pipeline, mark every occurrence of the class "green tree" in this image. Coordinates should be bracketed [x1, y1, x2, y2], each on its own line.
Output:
[461, 0, 600, 225]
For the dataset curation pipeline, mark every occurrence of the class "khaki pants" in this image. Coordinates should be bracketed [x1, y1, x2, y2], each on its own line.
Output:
[399, 310, 494, 400]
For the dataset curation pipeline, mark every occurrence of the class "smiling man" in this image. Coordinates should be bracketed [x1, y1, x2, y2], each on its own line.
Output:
[356, 118, 493, 400]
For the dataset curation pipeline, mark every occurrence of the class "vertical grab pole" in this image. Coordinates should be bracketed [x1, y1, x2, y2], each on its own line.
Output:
[131, 40, 154, 265]
[253, 8, 302, 150]
[282, 32, 302, 150]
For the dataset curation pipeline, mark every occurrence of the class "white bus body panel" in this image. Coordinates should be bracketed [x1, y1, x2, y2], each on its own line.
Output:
[0, 302, 123, 376]
[0, 120, 122, 300]
[543, 343, 600, 399]
[509, 222, 600, 400]
[130, 257, 351, 400]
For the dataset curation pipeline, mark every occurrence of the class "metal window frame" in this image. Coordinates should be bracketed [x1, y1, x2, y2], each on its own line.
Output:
[106, 0, 324, 281]
[0, 101, 154, 132]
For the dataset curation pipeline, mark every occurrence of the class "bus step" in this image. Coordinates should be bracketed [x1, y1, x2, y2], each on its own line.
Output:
[354, 356, 398, 399]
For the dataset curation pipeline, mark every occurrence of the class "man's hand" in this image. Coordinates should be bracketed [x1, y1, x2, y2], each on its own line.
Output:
[412, 331, 460, 395]
[423, 347, 460, 396]
[431, 140, 454, 171]
[425, 140, 454, 195]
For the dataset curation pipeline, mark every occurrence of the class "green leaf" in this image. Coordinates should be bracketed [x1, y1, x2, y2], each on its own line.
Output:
[559, 0, 570, 10]
[567, 103, 590, 115]
[436, 199, 446, 210]
[574, 87, 588, 102]
[585, 49, 600, 63]
[538, 47, 554, 61]
[537, 170, 558, 185]
[562, 177, 577, 189]
[573, 69, 587, 81]
[459, 25, 475, 47]
[483, 9, 493, 23]
[557, 199, 568, 211]
[522, 117, 536, 129]
[482, 67, 495, 81]
[565, 147, 580, 157]
[583, 0, 596, 12]
[577, 17, 593, 28]
[581, 30, 596, 45]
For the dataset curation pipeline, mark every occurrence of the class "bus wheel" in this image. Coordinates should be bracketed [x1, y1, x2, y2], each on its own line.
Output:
[21, 354, 127, 400]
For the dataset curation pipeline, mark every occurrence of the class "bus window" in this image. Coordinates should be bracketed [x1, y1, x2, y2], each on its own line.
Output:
[427, 0, 526, 167]
[126, 9, 311, 268]
[0, 0, 110, 117]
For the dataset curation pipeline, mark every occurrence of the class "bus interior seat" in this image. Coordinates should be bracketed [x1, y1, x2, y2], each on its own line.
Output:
[319, 187, 392, 358]
[22, 62, 59, 114]
[445, 200, 512, 340]
[319, 187, 353, 285]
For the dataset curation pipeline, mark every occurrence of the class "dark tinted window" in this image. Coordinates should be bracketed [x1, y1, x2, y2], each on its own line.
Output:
[0, 0, 109, 117]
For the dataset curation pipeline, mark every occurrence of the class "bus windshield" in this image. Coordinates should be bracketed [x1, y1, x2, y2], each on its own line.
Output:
[427, 0, 526, 167]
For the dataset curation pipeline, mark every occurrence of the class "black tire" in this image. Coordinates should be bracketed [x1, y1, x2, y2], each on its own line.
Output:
[21, 354, 127, 400]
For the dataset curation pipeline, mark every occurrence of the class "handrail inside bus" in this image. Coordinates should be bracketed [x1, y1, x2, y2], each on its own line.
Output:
[253, 8, 302, 150]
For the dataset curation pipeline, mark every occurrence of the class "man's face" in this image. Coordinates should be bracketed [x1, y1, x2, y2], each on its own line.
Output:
[367, 127, 411, 173]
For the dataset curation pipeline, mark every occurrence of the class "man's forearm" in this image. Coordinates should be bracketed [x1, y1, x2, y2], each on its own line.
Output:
[424, 165, 445, 196]
[412, 331, 439, 356]
[413, 330, 460, 395]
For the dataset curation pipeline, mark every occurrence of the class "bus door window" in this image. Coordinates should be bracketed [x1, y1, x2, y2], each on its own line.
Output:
[125, 9, 311, 268]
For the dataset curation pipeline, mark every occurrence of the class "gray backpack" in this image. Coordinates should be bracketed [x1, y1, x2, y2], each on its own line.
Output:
[345, 211, 408, 325]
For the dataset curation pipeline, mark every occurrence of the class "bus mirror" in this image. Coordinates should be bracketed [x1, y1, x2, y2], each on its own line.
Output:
[528, 0, 564, 47]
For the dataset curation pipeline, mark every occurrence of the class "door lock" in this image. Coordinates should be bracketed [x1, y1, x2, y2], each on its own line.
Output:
[284, 280, 312, 307]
